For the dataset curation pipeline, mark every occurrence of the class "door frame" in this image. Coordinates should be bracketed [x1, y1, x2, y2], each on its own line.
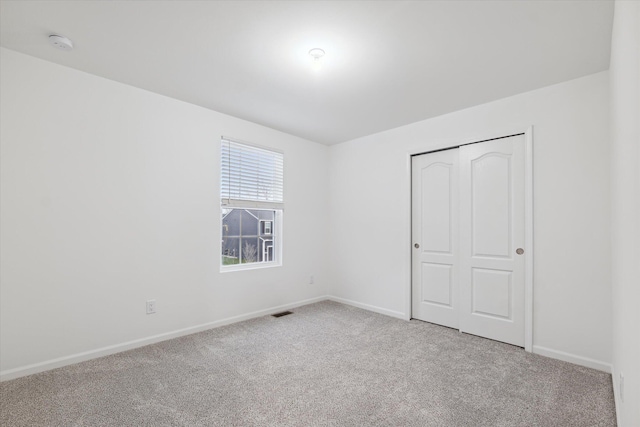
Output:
[405, 126, 534, 352]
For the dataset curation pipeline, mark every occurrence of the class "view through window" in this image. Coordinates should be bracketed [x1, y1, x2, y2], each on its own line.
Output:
[222, 209, 275, 265]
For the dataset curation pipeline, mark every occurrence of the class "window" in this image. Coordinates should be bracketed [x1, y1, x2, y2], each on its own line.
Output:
[220, 138, 283, 270]
[262, 220, 272, 235]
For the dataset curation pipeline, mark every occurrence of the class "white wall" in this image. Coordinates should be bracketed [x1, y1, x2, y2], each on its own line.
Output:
[0, 47, 329, 378]
[610, 1, 640, 425]
[329, 71, 612, 370]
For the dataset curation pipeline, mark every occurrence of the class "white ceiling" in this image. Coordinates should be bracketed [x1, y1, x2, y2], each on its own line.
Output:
[0, 1, 614, 145]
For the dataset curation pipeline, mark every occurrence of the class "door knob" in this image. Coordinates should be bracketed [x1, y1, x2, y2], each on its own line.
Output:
[516, 248, 524, 255]
[414, 243, 420, 249]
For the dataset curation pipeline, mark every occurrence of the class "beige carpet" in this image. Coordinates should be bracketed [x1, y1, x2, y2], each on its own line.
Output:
[0, 301, 616, 426]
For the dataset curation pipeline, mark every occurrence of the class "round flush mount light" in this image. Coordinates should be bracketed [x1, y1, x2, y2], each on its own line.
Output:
[48, 34, 74, 51]
[308, 48, 325, 60]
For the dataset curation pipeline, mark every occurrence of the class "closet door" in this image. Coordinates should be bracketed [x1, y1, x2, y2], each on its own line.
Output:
[458, 135, 526, 347]
[411, 149, 459, 329]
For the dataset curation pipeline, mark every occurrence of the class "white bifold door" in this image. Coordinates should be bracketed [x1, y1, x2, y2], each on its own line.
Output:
[411, 135, 526, 347]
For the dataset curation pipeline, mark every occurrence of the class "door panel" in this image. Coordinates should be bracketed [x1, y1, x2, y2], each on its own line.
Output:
[421, 263, 452, 306]
[459, 135, 525, 346]
[472, 268, 512, 319]
[421, 163, 453, 254]
[411, 149, 459, 329]
[471, 154, 512, 258]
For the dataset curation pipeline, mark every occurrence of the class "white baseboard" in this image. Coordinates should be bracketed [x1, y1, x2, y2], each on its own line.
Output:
[611, 365, 623, 427]
[532, 345, 612, 373]
[327, 296, 406, 320]
[0, 295, 329, 382]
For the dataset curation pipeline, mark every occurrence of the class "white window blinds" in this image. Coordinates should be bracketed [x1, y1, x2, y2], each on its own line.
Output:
[221, 138, 284, 209]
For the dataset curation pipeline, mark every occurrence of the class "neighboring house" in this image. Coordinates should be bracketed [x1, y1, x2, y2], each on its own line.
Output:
[221, 209, 274, 264]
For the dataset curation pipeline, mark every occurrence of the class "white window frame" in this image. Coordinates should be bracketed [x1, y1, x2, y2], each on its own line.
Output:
[220, 137, 283, 272]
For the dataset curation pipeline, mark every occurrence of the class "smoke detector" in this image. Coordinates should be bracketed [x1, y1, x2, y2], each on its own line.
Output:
[48, 34, 73, 51]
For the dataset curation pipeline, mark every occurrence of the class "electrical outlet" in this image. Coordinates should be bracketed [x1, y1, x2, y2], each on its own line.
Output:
[309, 274, 314, 285]
[620, 373, 624, 402]
[146, 299, 156, 315]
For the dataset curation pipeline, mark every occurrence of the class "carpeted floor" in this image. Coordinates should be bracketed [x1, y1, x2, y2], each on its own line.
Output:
[0, 301, 616, 426]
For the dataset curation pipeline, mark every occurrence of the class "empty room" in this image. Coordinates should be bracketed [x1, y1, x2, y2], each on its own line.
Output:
[0, 1, 638, 426]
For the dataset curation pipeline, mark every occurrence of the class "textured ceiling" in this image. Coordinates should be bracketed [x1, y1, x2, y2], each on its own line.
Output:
[0, 1, 614, 145]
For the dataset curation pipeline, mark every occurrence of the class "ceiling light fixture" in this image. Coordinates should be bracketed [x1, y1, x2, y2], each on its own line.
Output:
[308, 48, 325, 61]
[48, 34, 74, 51]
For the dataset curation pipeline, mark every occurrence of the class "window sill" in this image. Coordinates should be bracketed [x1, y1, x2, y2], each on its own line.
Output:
[220, 262, 282, 273]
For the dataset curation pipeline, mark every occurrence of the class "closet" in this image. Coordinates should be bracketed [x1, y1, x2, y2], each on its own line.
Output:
[411, 134, 527, 347]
